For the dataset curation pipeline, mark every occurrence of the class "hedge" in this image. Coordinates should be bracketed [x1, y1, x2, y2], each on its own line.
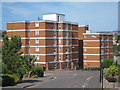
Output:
[2, 74, 15, 86]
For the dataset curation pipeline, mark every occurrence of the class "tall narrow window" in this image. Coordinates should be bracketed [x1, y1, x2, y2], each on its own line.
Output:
[35, 39, 39, 43]
[35, 47, 39, 52]
[35, 30, 39, 35]
[35, 22, 39, 27]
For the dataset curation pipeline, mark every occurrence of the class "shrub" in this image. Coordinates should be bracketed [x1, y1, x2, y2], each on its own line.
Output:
[103, 59, 113, 68]
[104, 65, 119, 77]
[12, 74, 20, 83]
[17, 67, 26, 80]
[2, 74, 15, 86]
[0, 77, 2, 86]
[33, 66, 44, 77]
[118, 68, 120, 83]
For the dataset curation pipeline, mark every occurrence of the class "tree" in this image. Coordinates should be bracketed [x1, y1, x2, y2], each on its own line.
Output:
[21, 55, 36, 78]
[113, 44, 120, 56]
[2, 34, 22, 74]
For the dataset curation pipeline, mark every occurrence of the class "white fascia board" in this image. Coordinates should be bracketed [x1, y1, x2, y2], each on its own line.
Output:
[34, 62, 46, 64]
[83, 40, 100, 42]
[83, 47, 100, 49]
[83, 54, 100, 55]
[84, 60, 100, 62]
[7, 29, 78, 32]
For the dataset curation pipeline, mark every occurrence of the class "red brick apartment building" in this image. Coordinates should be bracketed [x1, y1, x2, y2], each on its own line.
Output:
[78, 26, 113, 68]
[7, 14, 79, 70]
[6, 13, 113, 69]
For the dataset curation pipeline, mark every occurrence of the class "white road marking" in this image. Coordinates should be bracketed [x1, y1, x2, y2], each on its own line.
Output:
[73, 74, 77, 76]
[82, 76, 94, 88]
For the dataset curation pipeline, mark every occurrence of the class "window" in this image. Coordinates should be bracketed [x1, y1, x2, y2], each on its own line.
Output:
[66, 40, 68, 44]
[54, 55, 56, 60]
[54, 47, 56, 52]
[54, 40, 57, 45]
[36, 63, 40, 66]
[54, 32, 56, 37]
[35, 30, 39, 35]
[84, 35, 86, 38]
[84, 42, 87, 45]
[84, 62, 87, 65]
[59, 32, 62, 36]
[101, 43, 104, 47]
[66, 24, 68, 29]
[35, 39, 39, 43]
[53, 23, 56, 29]
[59, 47, 61, 52]
[54, 63, 57, 68]
[66, 48, 68, 52]
[84, 56, 87, 58]
[35, 47, 39, 51]
[58, 25, 61, 29]
[101, 49, 104, 53]
[36, 55, 39, 60]
[66, 55, 68, 59]
[66, 31, 68, 37]
[66, 62, 69, 67]
[84, 49, 87, 52]
[35, 22, 39, 27]
[59, 39, 61, 44]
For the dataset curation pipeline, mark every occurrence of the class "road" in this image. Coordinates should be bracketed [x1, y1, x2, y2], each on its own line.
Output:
[3, 70, 101, 88]
[32, 70, 100, 88]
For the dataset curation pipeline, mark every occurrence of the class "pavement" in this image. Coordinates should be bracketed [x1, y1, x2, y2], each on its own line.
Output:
[2, 70, 101, 88]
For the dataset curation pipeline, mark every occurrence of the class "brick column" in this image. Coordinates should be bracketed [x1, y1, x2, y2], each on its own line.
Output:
[46, 62, 49, 70]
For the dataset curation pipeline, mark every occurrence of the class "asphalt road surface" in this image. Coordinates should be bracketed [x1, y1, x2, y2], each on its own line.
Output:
[33, 70, 101, 88]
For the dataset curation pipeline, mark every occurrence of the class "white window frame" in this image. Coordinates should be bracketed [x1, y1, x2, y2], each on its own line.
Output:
[35, 39, 39, 43]
[35, 22, 39, 27]
[35, 30, 39, 35]
[35, 47, 39, 52]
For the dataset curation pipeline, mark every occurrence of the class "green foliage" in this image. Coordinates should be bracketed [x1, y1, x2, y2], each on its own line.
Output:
[2, 74, 15, 86]
[103, 59, 114, 68]
[113, 45, 120, 56]
[2, 34, 36, 79]
[21, 55, 36, 78]
[2, 35, 22, 74]
[118, 68, 120, 83]
[12, 74, 20, 83]
[114, 35, 120, 44]
[104, 65, 119, 77]
[33, 66, 44, 77]
[16, 67, 27, 80]
[0, 77, 2, 86]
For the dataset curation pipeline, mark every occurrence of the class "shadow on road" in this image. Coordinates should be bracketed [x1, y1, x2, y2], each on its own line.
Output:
[20, 79, 43, 83]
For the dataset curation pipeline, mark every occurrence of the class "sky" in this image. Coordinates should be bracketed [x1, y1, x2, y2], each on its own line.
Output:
[1, 1, 119, 32]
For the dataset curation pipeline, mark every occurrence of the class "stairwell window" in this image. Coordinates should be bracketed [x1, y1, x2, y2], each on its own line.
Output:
[35, 22, 39, 27]
[35, 47, 39, 52]
[35, 39, 39, 43]
[35, 30, 39, 35]
[36, 55, 39, 60]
